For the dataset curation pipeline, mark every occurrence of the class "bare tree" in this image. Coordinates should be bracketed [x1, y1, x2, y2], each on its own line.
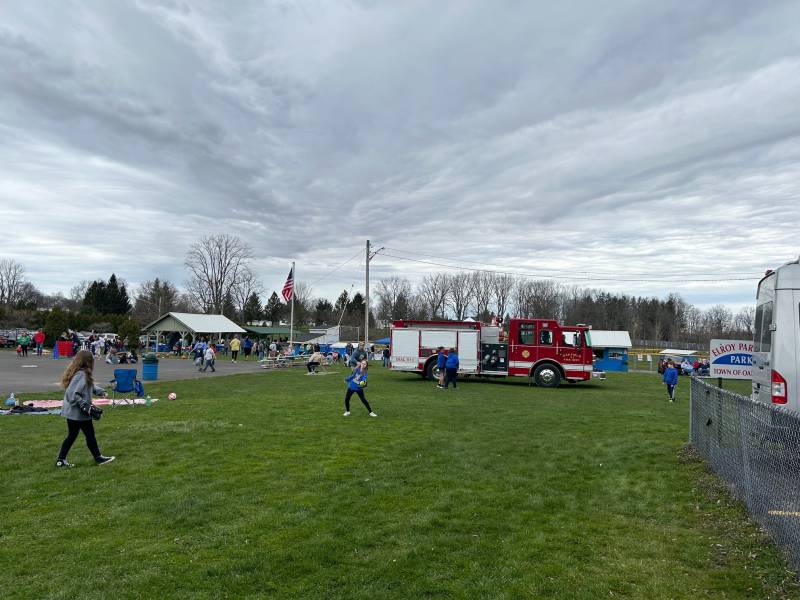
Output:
[231, 267, 263, 318]
[133, 278, 183, 324]
[681, 305, 704, 344]
[0, 258, 27, 306]
[703, 304, 733, 339]
[491, 273, 515, 321]
[470, 272, 493, 322]
[514, 279, 564, 320]
[292, 281, 314, 324]
[185, 234, 254, 314]
[417, 273, 451, 319]
[447, 272, 475, 320]
[375, 276, 413, 320]
[732, 306, 755, 336]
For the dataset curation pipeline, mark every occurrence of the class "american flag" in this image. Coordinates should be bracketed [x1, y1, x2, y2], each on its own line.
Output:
[281, 266, 294, 302]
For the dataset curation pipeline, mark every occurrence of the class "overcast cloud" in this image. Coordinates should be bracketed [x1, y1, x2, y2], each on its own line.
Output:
[1, 0, 799, 309]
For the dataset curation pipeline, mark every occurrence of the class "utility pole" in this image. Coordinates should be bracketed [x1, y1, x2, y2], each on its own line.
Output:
[365, 240, 384, 350]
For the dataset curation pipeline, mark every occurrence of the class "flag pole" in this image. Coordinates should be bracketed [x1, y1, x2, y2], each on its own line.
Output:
[289, 261, 295, 350]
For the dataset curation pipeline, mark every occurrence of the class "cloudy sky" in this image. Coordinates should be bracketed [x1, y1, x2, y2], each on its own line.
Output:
[2, 0, 800, 310]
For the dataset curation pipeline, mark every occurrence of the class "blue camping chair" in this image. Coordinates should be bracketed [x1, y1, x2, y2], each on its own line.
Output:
[110, 369, 143, 406]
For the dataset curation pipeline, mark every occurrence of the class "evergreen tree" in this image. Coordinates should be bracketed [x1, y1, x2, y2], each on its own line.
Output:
[314, 299, 333, 325]
[82, 280, 107, 313]
[347, 292, 365, 326]
[221, 290, 237, 319]
[81, 274, 131, 314]
[106, 274, 131, 314]
[333, 290, 350, 321]
[44, 307, 70, 345]
[118, 317, 142, 351]
[242, 292, 263, 323]
[264, 291, 284, 325]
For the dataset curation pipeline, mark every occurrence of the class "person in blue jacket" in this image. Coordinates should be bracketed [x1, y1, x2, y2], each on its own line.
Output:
[343, 359, 377, 417]
[444, 347, 459, 389]
[435, 346, 447, 389]
[662, 359, 678, 402]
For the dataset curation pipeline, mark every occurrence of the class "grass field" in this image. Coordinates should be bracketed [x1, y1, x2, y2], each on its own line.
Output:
[1, 367, 797, 599]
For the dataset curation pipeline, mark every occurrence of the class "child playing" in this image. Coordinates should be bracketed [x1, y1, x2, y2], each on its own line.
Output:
[663, 359, 678, 402]
[199, 343, 216, 372]
[343, 359, 377, 417]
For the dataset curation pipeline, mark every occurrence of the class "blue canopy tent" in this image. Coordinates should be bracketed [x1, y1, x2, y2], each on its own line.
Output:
[374, 337, 390, 345]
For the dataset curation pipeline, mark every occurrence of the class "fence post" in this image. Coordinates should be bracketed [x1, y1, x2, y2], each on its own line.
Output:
[689, 378, 694, 443]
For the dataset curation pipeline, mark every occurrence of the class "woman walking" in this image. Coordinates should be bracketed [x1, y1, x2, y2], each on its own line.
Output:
[343, 359, 377, 417]
[55, 350, 115, 467]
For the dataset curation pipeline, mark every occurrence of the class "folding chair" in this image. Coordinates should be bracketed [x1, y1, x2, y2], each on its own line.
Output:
[109, 368, 141, 406]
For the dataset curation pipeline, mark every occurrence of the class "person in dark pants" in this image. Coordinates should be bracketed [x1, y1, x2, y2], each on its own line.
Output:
[662, 359, 678, 402]
[18, 332, 31, 357]
[382, 347, 390, 368]
[444, 348, 459, 389]
[343, 359, 377, 417]
[199, 344, 216, 372]
[435, 346, 446, 389]
[56, 350, 115, 467]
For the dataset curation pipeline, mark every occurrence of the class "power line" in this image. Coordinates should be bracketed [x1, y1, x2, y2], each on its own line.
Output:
[376, 251, 759, 284]
[306, 248, 364, 288]
[379, 245, 761, 279]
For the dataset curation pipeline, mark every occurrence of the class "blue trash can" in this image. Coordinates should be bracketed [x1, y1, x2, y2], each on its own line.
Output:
[142, 353, 159, 381]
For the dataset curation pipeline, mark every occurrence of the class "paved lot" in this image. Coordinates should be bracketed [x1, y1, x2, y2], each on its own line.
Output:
[0, 350, 267, 397]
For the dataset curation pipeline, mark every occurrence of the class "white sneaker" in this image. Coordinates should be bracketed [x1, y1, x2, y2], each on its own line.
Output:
[369, 412, 378, 418]
[343, 411, 350, 416]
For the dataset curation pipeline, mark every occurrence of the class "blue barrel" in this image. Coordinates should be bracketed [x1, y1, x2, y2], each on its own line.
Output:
[142, 362, 159, 381]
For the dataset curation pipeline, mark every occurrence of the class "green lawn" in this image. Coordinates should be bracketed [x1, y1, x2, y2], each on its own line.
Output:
[1, 368, 797, 599]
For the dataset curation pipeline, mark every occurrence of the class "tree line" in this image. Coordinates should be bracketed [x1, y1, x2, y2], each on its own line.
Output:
[1, 237, 755, 346]
[373, 272, 755, 345]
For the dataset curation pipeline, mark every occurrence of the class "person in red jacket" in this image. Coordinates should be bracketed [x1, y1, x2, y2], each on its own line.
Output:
[33, 329, 45, 357]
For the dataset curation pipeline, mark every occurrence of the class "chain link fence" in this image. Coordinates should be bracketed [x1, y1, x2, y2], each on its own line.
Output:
[690, 377, 800, 570]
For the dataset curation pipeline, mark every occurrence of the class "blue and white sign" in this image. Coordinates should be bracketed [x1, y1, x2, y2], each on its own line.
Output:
[709, 339, 753, 379]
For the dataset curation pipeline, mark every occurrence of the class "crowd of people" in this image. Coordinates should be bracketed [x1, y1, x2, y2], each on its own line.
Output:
[657, 356, 710, 376]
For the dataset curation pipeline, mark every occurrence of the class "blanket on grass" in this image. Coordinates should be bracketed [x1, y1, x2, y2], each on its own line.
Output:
[0, 398, 158, 414]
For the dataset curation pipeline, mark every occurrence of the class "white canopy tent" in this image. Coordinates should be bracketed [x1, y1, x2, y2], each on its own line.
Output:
[658, 349, 699, 357]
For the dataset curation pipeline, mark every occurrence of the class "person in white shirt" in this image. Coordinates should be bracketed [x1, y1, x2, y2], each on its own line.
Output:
[199, 344, 216, 372]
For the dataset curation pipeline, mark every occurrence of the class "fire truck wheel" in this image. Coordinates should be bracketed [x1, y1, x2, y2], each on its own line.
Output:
[424, 360, 440, 381]
[533, 364, 561, 388]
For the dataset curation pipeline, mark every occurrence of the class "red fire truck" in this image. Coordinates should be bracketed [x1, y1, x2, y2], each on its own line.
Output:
[390, 318, 597, 387]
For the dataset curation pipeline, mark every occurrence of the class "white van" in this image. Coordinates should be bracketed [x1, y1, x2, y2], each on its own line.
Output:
[752, 257, 800, 409]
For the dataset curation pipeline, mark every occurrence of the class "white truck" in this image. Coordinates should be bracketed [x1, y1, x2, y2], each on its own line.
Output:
[752, 256, 800, 409]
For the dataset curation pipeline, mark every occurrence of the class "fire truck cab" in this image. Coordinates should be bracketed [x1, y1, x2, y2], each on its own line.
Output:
[390, 318, 595, 387]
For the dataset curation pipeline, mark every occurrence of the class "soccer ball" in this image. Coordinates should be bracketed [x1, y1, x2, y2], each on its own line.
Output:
[168, 392, 177, 400]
